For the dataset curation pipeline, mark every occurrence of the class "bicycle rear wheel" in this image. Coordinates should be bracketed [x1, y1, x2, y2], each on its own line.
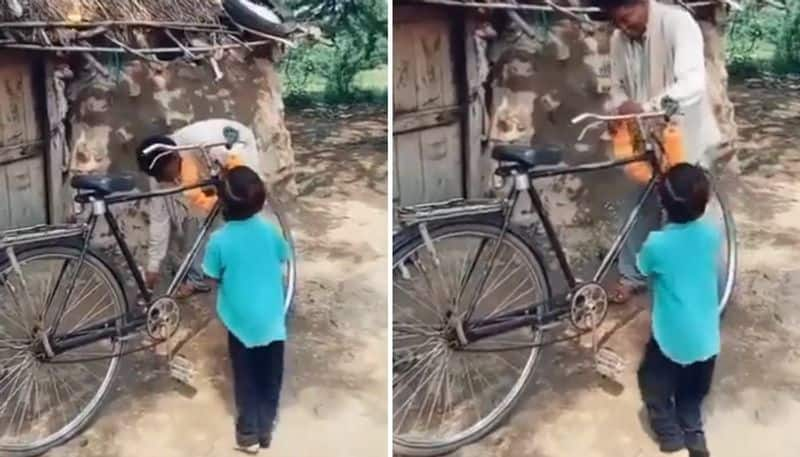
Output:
[0, 245, 126, 456]
[393, 220, 551, 456]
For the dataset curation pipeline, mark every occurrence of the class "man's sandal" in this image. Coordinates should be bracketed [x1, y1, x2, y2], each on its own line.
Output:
[609, 281, 645, 304]
[174, 282, 211, 299]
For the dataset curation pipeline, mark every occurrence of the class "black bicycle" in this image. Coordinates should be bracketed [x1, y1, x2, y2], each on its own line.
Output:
[0, 139, 296, 456]
[392, 107, 737, 456]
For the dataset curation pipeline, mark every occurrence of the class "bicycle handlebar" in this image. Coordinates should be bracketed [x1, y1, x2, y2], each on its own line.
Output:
[570, 110, 668, 125]
[142, 140, 243, 155]
[142, 140, 247, 176]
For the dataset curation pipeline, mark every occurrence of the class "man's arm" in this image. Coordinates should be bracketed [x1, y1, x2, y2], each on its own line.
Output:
[644, 12, 706, 112]
[608, 32, 629, 112]
[180, 154, 218, 212]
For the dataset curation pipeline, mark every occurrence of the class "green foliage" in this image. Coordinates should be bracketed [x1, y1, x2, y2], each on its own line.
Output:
[280, 0, 388, 106]
[726, 0, 800, 76]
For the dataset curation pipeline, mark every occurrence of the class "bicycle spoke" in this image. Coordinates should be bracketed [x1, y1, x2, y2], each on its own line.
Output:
[394, 346, 447, 433]
[39, 259, 71, 324]
[476, 257, 521, 309]
[0, 279, 32, 336]
[487, 352, 523, 375]
[59, 272, 98, 319]
[417, 352, 448, 433]
[480, 276, 531, 322]
[393, 283, 440, 322]
[7, 255, 38, 331]
[393, 343, 445, 394]
[453, 238, 489, 316]
[67, 290, 111, 334]
[460, 354, 482, 426]
[410, 256, 446, 314]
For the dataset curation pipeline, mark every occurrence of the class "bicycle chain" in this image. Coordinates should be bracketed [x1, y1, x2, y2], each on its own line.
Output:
[457, 329, 591, 352]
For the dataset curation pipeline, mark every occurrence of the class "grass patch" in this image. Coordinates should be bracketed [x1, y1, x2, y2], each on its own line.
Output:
[284, 65, 387, 108]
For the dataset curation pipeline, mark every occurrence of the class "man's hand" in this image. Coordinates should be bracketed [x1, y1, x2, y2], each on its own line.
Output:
[617, 101, 644, 116]
[145, 271, 159, 291]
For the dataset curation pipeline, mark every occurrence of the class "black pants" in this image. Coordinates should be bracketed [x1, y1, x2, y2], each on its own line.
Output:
[638, 338, 716, 451]
[228, 333, 285, 447]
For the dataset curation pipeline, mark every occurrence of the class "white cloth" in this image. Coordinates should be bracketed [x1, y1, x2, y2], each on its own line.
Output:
[608, 0, 721, 167]
[146, 119, 262, 273]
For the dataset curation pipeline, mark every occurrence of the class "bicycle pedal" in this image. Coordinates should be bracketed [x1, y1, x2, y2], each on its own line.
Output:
[594, 347, 626, 383]
[168, 355, 198, 387]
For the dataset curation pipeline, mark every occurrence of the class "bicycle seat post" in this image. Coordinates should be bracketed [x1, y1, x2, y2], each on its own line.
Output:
[89, 195, 106, 216]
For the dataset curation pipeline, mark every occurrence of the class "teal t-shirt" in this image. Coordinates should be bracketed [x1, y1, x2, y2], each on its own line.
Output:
[202, 215, 290, 348]
[636, 219, 721, 365]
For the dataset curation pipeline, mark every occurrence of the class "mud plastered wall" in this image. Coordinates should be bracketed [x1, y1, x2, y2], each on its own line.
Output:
[486, 11, 737, 277]
[66, 53, 296, 257]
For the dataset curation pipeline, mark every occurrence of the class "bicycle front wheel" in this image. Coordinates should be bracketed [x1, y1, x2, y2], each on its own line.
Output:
[393, 220, 551, 456]
[261, 195, 296, 313]
[703, 182, 737, 315]
[0, 245, 126, 456]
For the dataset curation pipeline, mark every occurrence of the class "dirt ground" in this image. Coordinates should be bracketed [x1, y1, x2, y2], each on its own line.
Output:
[47, 107, 389, 457]
[436, 82, 800, 457]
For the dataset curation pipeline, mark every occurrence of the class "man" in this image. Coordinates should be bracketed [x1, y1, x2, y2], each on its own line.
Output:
[597, 0, 722, 304]
[136, 119, 262, 298]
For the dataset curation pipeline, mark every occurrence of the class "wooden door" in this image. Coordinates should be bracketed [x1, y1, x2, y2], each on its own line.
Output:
[393, 5, 464, 207]
[0, 52, 47, 230]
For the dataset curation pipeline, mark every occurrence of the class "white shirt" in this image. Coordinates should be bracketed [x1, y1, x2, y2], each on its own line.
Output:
[146, 119, 262, 273]
[609, 0, 721, 166]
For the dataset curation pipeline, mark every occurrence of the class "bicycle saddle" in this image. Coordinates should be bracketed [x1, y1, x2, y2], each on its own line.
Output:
[71, 174, 136, 195]
[492, 144, 563, 168]
[222, 0, 293, 37]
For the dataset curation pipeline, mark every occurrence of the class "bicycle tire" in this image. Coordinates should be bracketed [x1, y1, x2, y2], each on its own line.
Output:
[0, 244, 127, 457]
[393, 218, 551, 456]
[708, 180, 737, 315]
[262, 195, 296, 314]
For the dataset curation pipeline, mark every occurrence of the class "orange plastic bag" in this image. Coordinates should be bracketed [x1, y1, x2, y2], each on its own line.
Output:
[612, 121, 686, 183]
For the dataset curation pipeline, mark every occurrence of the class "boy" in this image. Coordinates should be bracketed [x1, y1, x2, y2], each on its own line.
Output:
[135, 119, 262, 298]
[636, 163, 721, 457]
[202, 166, 290, 454]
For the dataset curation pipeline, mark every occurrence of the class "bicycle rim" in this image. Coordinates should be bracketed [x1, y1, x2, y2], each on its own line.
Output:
[0, 246, 125, 455]
[704, 184, 737, 314]
[261, 196, 296, 313]
[393, 223, 550, 456]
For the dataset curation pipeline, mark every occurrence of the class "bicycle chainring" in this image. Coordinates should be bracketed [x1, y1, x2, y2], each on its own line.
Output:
[146, 297, 181, 342]
[569, 282, 608, 332]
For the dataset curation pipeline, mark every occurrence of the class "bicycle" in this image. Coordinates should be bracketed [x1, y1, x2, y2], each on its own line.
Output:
[0, 138, 296, 456]
[392, 104, 737, 456]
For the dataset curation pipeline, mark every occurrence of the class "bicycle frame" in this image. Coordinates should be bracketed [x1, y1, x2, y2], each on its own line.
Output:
[36, 179, 222, 355]
[455, 151, 663, 344]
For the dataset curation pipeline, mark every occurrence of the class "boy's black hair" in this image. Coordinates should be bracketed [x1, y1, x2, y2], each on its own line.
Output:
[658, 163, 710, 224]
[136, 135, 178, 179]
[221, 166, 266, 221]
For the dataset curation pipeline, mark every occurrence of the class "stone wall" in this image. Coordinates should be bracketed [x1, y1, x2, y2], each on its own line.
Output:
[63, 51, 296, 254]
[482, 7, 737, 276]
